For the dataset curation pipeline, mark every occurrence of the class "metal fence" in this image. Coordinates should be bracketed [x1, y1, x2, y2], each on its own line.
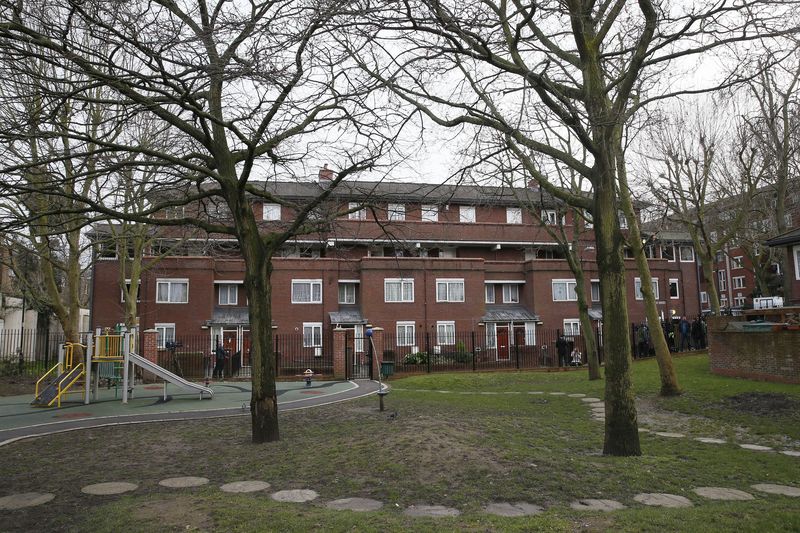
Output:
[0, 329, 67, 377]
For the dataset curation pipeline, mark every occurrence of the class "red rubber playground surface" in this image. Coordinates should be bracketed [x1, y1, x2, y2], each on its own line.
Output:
[0, 379, 383, 446]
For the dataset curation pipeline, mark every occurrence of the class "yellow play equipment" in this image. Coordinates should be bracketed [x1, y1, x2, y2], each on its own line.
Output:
[31, 342, 86, 408]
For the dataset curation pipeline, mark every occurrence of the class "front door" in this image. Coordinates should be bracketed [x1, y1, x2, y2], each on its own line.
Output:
[496, 326, 510, 361]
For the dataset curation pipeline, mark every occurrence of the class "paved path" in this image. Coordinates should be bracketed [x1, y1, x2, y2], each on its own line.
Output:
[0, 379, 382, 446]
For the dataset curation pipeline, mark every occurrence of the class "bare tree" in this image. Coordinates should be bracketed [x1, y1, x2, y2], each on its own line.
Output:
[0, 0, 401, 443]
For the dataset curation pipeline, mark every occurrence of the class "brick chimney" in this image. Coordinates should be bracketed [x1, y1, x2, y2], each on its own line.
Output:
[319, 164, 333, 188]
[527, 179, 539, 190]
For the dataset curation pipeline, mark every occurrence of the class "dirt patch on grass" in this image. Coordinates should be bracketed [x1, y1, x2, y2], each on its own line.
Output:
[0, 376, 35, 397]
[721, 392, 800, 416]
[133, 496, 212, 531]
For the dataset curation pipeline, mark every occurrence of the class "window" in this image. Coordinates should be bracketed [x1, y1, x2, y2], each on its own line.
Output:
[218, 284, 238, 305]
[348, 202, 366, 220]
[700, 291, 708, 304]
[292, 279, 322, 304]
[591, 280, 600, 302]
[795, 246, 800, 281]
[506, 207, 522, 224]
[732, 256, 743, 269]
[720, 296, 729, 308]
[583, 210, 593, 229]
[387, 203, 405, 221]
[302, 322, 322, 348]
[485, 284, 495, 304]
[552, 279, 578, 301]
[718, 270, 728, 291]
[662, 245, 675, 262]
[421, 204, 438, 222]
[669, 278, 679, 299]
[541, 209, 561, 225]
[563, 319, 580, 337]
[262, 203, 281, 221]
[459, 205, 476, 223]
[156, 279, 189, 303]
[734, 295, 746, 307]
[338, 283, 356, 304]
[524, 321, 536, 345]
[436, 321, 455, 345]
[634, 278, 659, 300]
[618, 211, 628, 229]
[502, 284, 519, 303]
[154, 323, 175, 349]
[679, 245, 695, 262]
[165, 206, 185, 219]
[121, 279, 141, 303]
[644, 245, 657, 259]
[396, 321, 415, 346]
[715, 251, 725, 263]
[485, 323, 497, 349]
[733, 276, 745, 289]
[436, 279, 465, 302]
[385, 278, 414, 302]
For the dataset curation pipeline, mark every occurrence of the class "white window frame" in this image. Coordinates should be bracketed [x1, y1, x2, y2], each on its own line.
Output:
[156, 278, 189, 304]
[421, 204, 438, 222]
[634, 278, 659, 300]
[718, 270, 728, 291]
[396, 321, 416, 347]
[338, 283, 356, 304]
[541, 209, 561, 225]
[732, 256, 743, 269]
[552, 279, 578, 301]
[502, 284, 519, 303]
[732, 276, 745, 289]
[384, 278, 414, 303]
[794, 245, 800, 281]
[291, 279, 323, 304]
[436, 321, 455, 345]
[485, 322, 497, 349]
[618, 211, 628, 229]
[348, 202, 366, 220]
[387, 203, 405, 221]
[485, 284, 495, 304]
[121, 279, 141, 303]
[563, 319, 580, 337]
[506, 207, 522, 224]
[679, 245, 695, 262]
[524, 321, 536, 346]
[459, 205, 476, 223]
[436, 278, 465, 302]
[734, 295, 746, 307]
[583, 210, 593, 229]
[218, 284, 238, 306]
[262, 203, 281, 221]
[302, 322, 323, 348]
[663, 245, 676, 262]
[590, 279, 600, 303]
[154, 323, 176, 349]
[668, 278, 680, 300]
[700, 291, 708, 304]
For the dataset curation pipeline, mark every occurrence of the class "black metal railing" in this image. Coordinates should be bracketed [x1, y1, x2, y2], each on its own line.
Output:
[0, 329, 67, 378]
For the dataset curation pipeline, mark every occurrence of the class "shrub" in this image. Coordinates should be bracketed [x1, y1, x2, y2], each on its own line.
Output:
[403, 352, 429, 365]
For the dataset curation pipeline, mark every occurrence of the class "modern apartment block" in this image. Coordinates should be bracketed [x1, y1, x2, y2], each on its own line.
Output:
[90, 171, 702, 365]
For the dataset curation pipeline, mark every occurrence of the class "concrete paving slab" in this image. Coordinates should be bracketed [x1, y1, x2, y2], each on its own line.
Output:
[567, 393, 586, 398]
[483, 502, 543, 517]
[81, 482, 138, 495]
[751, 484, 800, 497]
[326, 497, 383, 511]
[637, 428, 651, 433]
[695, 437, 726, 444]
[581, 398, 602, 403]
[740, 444, 772, 451]
[548, 392, 566, 396]
[633, 493, 693, 508]
[569, 499, 626, 512]
[654, 432, 685, 438]
[780, 450, 800, 457]
[271, 489, 318, 503]
[692, 487, 754, 500]
[0, 492, 55, 510]
[403, 505, 461, 517]
[159, 476, 209, 488]
[220, 481, 270, 493]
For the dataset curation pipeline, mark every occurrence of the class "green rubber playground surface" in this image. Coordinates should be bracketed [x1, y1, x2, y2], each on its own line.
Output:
[0, 379, 358, 433]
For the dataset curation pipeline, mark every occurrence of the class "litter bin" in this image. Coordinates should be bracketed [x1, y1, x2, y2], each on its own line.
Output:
[381, 361, 394, 377]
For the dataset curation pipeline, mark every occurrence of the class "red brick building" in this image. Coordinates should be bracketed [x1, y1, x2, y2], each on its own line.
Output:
[90, 174, 702, 372]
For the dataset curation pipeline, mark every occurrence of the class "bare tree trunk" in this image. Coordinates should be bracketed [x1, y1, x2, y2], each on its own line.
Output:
[566, 249, 601, 380]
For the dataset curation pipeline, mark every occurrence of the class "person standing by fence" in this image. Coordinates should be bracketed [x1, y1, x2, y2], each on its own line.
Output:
[679, 316, 692, 351]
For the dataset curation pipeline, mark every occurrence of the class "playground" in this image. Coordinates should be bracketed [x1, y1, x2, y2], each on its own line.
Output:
[0, 354, 798, 532]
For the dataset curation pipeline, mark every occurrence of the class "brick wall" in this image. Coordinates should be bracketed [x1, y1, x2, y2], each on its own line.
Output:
[707, 316, 800, 384]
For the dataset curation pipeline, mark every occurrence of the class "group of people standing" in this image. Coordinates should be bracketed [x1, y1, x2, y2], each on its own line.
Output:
[634, 316, 707, 357]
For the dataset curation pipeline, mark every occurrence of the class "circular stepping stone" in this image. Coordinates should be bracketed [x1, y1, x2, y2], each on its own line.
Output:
[591, 407, 605, 414]
[81, 482, 138, 495]
[271, 489, 318, 503]
[780, 450, 800, 457]
[569, 499, 626, 512]
[654, 432, 685, 438]
[0, 492, 55, 510]
[638, 428, 651, 433]
[549, 392, 566, 396]
[528, 391, 544, 395]
[751, 484, 800, 497]
[326, 497, 383, 511]
[159, 477, 209, 488]
[695, 437, 726, 444]
[484, 502, 543, 517]
[404, 505, 461, 517]
[740, 444, 772, 451]
[633, 493, 693, 508]
[568, 393, 586, 398]
[581, 398, 602, 403]
[693, 487, 753, 501]
[220, 481, 270, 493]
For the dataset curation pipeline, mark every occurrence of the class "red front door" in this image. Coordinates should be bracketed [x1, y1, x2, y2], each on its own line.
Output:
[497, 326, 510, 361]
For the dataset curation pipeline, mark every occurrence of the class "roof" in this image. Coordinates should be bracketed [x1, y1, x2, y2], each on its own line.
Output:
[481, 305, 539, 322]
[588, 308, 603, 321]
[209, 307, 250, 325]
[329, 309, 367, 325]
[765, 227, 800, 247]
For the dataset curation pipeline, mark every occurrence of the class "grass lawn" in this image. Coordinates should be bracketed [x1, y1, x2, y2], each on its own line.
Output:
[1, 353, 798, 532]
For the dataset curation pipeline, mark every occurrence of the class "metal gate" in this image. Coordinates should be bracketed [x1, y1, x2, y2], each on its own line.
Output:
[346, 331, 371, 379]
